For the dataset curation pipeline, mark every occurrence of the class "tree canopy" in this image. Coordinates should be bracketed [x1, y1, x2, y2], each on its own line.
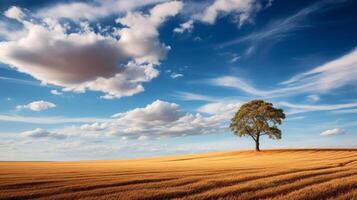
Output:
[229, 99, 285, 151]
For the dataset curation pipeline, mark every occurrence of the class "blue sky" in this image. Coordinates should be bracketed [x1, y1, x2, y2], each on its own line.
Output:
[0, 0, 356, 161]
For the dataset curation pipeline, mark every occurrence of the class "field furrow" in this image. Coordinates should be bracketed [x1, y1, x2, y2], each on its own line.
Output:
[0, 149, 356, 200]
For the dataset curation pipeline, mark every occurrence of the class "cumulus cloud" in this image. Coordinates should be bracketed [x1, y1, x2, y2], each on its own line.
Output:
[51, 90, 63, 95]
[4, 6, 25, 21]
[58, 100, 230, 140]
[173, 0, 268, 34]
[80, 122, 108, 131]
[320, 128, 346, 137]
[112, 100, 184, 122]
[115, 1, 183, 65]
[0, 2, 182, 99]
[35, 0, 166, 21]
[173, 20, 194, 33]
[198, 0, 258, 26]
[16, 100, 56, 111]
[21, 128, 66, 139]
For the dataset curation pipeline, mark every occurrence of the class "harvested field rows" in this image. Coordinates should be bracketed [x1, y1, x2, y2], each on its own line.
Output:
[0, 149, 356, 200]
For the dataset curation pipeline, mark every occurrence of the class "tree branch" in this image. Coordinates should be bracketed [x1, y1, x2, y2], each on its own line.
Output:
[249, 134, 257, 142]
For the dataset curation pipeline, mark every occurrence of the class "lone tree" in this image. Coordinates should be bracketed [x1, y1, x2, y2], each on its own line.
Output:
[229, 99, 285, 151]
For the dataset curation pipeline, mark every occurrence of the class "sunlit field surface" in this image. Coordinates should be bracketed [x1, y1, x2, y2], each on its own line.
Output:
[0, 149, 356, 200]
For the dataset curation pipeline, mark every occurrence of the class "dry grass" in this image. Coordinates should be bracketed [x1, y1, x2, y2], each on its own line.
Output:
[0, 149, 356, 200]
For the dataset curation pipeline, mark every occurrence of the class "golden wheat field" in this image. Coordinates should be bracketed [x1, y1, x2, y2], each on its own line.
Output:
[0, 149, 356, 200]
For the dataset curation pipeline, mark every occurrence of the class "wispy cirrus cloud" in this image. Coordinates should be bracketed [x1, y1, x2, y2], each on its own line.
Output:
[173, 91, 214, 101]
[22, 128, 66, 140]
[219, 0, 348, 48]
[170, 72, 184, 79]
[320, 128, 346, 136]
[173, 91, 244, 116]
[333, 109, 357, 114]
[0, 115, 110, 124]
[173, 91, 244, 102]
[280, 48, 357, 92]
[278, 101, 357, 115]
[0, 76, 45, 87]
[197, 102, 242, 115]
[207, 48, 357, 97]
[306, 95, 320, 102]
[175, 91, 357, 115]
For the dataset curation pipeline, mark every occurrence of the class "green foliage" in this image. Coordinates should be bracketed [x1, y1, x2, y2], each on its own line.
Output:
[229, 99, 285, 150]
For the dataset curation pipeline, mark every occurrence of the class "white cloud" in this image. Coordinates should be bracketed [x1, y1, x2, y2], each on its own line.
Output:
[16, 100, 56, 111]
[80, 122, 108, 131]
[85, 62, 159, 99]
[55, 100, 230, 140]
[306, 95, 320, 102]
[0, 2, 182, 99]
[115, 1, 183, 65]
[173, 91, 245, 104]
[173, 20, 194, 33]
[0, 115, 110, 124]
[174, 91, 244, 118]
[208, 76, 274, 96]
[285, 116, 305, 121]
[51, 90, 63, 95]
[333, 109, 357, 114]
[21, 128, 66, 139]
[112, 100, 184, 122]
[173, 91, 217, 101]
[0, 21, 27, 41]
[197, 102, 241, 115]
[220, 0, 345, 48]
[207, 48, 357, 97]
[177, 91, 357, 116]
[278, 101, 357, 115]
[0, 76, 43, 87]
[320, 128, 346, 137]
[198, 0, 258, 26]
[193, 36, 202, 42]
[170, 73, 183, 79]
[138, 135, 148, 140]
[173, 0, 267, 34]
[281, 48, 357, 93]
[166, 70, 183, 79]
[4, 6, 25, 21]
[36, 0, 166, 21]
[229, 55, 240, 63]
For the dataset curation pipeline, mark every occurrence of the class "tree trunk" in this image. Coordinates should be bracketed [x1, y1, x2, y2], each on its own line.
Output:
[255, 140, 260, 151]
[255, 133, 260, 151]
